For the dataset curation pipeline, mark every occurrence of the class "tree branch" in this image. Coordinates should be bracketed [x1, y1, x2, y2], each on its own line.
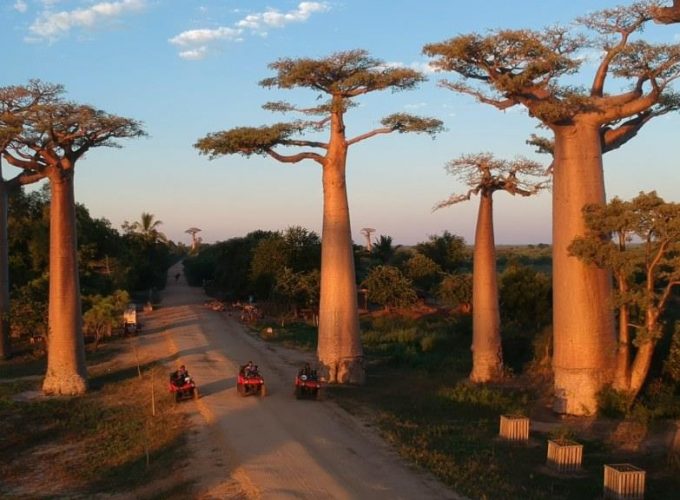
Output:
[347, 127, 393, 146]
[266, 148, 324, 165]
[280, 139, 328, 149]
[440, 81, 517, 110]
[653, 0, 680, 24]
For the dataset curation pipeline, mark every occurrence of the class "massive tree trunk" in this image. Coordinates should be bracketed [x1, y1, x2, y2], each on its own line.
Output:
[317, 113, 364, 384]
[552, 123, 616, 415]
[470, 191, 502, 382]
[42, 168, 87, 395]
[0, 182, 10, 359]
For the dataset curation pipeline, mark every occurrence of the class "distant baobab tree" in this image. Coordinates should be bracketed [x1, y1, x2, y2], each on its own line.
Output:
[3, 81, 145, 395]
[360, 228, 376, 251]
[435, 153, 547, 382]
[424, 1, 680, 414]
[185, 227, 202, 251]
[195, 49, 443, 383]
[0, 81, 55, 359]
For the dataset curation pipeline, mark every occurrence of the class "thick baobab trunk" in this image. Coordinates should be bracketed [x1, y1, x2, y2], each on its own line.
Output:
[42, 169, 87, 395]
[317, 143, 364, 384]
[0, 183, 10, 359]
[470, 191, 502, 382]
[552, 124, 616, 415]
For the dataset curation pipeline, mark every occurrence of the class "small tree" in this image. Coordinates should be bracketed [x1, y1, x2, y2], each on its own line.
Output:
[415, 231, 468, 273]
[371, 235, 398, 265]
[195, 50, 442, 383]
[403, 252, 442, 294]
[437, 273, 473, 314]
[362, 265, 417, 311]
[3, 82, 145, 395]
[569, 191, 680, 401]
[83, 290, 130, 349]
[435, 153, 547, 382]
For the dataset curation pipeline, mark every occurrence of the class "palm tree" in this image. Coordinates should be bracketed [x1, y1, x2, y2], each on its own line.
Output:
[127, 212, 167, 245]
[436, 153, 547, 382]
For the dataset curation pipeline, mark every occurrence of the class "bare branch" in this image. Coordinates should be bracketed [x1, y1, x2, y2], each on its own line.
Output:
[266, 148, 324, 165]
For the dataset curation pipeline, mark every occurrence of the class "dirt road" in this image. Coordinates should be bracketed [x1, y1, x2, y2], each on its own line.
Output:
[142, 263, 461, 499]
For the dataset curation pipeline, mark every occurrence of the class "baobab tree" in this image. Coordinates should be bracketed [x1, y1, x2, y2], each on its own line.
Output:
[0, 82, 60, 359]
[435, 153, 547, 382]
[185, 227, 202, 251]
[3, 83, 145, 394]
[424, 1, 680, 414]
[195, 50, 442, 383]
[570, 192, 680, 402]
[360, 227, 376, 252]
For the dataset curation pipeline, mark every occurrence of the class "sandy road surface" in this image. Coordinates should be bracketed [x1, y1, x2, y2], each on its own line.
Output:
[143, 263, 462, 499]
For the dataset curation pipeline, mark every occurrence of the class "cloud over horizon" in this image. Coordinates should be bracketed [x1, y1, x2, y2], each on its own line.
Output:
[169, 1, 330, 60]
[27, 0, 146, 42]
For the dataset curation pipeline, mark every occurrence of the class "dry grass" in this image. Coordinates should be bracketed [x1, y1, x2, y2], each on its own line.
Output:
[0, 357, 190, 498]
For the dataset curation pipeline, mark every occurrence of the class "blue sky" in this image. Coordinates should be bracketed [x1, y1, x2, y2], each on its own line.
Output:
[2, 1, 679, 246]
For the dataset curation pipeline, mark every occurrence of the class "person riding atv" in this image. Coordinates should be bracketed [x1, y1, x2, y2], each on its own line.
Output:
[171, 365, 190, 387]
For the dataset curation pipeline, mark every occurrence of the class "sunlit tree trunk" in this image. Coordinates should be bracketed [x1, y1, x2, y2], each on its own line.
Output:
[552, 123, 616, 415]
[470, 191, 502, 382]
[317, 110, 364, 384]
[42, 168, 87, 395]
[0, 181, 10, 359]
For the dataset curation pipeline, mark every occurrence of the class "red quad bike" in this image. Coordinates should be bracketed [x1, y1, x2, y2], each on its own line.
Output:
[237, 365, 266, 397]
[169, 374, 198, 402]
[294, 370, 321, 400]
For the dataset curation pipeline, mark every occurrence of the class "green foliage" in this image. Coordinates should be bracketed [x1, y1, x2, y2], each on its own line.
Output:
[436, 273, 472, 311]
[499, 263, 552, 334]
[403, 253, 442, 293]
[439, 382, 529, 414]
[370, 234, 398, 264]
[260, 49, 426, 94]
[195, 122, 306, 158]
[380, 113, 444, 136]
[424, 4, 680, 133]
[195, 50, 441, 162]
[663, 322, 680, 382]
[415, 231, 469, 273]
[9, 275, 48, 340]
[82, 291, 130, 344]
[362, 265, 417, 309]
[597, 386, 631, 418]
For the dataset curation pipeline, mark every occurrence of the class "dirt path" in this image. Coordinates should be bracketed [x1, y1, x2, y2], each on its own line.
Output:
[144, 263, 462, 499]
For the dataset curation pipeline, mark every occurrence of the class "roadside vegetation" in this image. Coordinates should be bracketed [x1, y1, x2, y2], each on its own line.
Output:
[188, 219, 679, 499]
[0, 340, 190, 498]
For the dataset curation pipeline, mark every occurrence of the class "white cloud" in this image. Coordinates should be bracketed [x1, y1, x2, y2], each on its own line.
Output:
[169, 27, 242, 47]
[14, 0, 28, 13]
[179, 47, 209, 61]
[170, 1, 329, 60]
[28, 0, 146, 42]
[238, 1, 329, 31]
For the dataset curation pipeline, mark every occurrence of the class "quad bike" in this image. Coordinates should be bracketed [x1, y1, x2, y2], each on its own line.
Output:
[237, 365, 266, 397]
[294, 370, 321, 400]
[169, 374, 198, 402]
